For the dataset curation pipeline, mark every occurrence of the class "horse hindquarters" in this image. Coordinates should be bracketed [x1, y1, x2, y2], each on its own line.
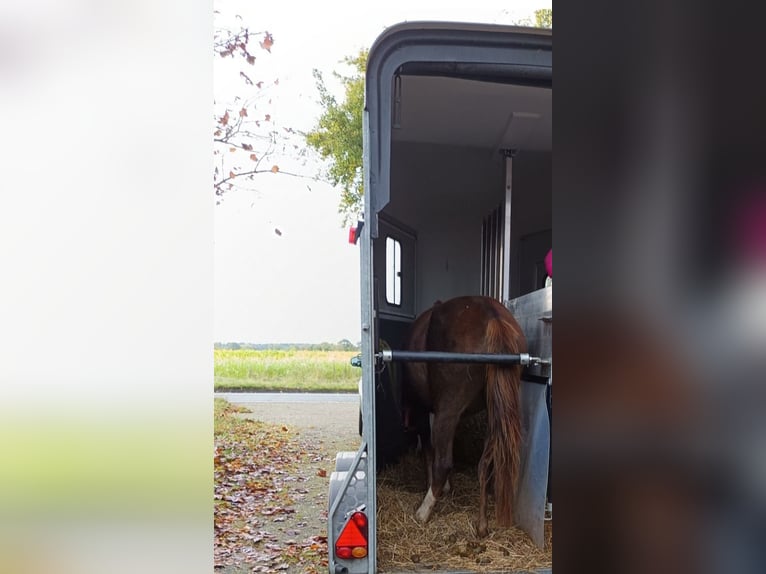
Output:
[405, 295, 525, 533]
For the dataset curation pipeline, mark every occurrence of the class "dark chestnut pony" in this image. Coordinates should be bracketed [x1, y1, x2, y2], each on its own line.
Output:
[402, 295, 527, 537]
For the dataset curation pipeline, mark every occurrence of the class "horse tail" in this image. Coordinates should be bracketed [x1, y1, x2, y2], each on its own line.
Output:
[484, 314, 524, 527]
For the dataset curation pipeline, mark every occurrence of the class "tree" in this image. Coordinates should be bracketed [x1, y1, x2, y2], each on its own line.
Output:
[305, 50, 367, 225]
[213, 6, 308, 203]
[337, 339, 354, 350]
[535, 9, 553, 29]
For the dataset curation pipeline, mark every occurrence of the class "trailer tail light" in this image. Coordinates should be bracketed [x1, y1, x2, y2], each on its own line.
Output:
[348, 220, 364, 245]
[335, 511, 368, 559]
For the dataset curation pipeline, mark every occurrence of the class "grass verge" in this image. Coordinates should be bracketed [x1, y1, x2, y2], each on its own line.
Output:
[214, 349, 359, 392]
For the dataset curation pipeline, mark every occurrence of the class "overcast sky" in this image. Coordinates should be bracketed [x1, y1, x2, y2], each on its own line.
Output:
[213, 0, 551, 344]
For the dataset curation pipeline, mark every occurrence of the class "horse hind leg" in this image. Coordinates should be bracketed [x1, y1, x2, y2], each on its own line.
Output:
[415, 413, 459, 523]
[415, 486, 437, 523]
[419, 410, 433, 488]
[420, 413, 450, 492]
[414, 462, 450, 521]
[476, 437, 493, 537]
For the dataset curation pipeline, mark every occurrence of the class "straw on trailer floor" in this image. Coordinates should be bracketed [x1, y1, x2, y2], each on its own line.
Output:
[376, 415, 551, 573]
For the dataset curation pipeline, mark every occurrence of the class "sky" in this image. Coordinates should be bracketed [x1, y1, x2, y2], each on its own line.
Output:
[213, 0, 552, 344]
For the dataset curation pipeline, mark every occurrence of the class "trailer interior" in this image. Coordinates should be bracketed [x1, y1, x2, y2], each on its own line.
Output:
[372, 65, 552, 467]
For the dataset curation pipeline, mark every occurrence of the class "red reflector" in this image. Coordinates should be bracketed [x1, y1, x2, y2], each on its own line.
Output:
[348, 226, 357, 244]
[335, 512, 368, 559]
[351, 511, 367, 529]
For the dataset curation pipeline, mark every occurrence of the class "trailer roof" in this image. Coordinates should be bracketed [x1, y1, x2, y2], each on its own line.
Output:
[369, 21, 551, 51]
[364, 21, 552, 224]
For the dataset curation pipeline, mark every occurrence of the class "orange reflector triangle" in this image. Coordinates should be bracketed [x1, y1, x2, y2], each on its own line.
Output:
[336, 517, 367, 549]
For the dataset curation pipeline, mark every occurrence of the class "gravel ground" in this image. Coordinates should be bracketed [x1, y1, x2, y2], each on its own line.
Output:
[219, 397, 361, 574]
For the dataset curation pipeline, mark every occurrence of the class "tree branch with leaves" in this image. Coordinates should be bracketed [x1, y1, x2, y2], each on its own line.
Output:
[305, 50, 366, 225]
[213, 8, 312, 203]
[535, 9, 552, 28]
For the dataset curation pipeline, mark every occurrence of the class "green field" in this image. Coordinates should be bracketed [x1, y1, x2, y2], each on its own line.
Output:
[214, 349, 359, 392]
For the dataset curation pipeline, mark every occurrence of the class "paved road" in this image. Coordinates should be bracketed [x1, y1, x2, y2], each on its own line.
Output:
[215, 392, 358, 404]
[216, 392, 360, 441]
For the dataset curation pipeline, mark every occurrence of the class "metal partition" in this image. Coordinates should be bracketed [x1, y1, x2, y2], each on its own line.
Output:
[481, 202, 504, 300]
[506, 286, 552, 547]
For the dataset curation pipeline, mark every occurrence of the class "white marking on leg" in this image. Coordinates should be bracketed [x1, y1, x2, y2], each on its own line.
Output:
[443, 478, 451, 494]
[415, 487, 436, 523]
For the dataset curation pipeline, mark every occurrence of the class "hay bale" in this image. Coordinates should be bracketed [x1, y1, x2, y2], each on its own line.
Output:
[376, 450, 552, 572]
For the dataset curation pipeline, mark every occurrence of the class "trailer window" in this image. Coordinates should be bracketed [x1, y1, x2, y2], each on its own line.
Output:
[385, 236, 401, 305]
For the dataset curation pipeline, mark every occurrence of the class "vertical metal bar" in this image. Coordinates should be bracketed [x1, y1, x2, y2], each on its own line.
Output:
[496, 204, 505, 296]
[484, 214, 492, 295]
[489, 208, 496, 299]
[486, 214, 491, 297]
[496, 205, 502, 299]
[492, 207, 497, 299]
[487, 212, 492, 296]
[480, 216, 487, 295]
[497, 205, 503, 299]
[503, 150, 514, 303]
[487, 212, 495, 297]
[360, 108, 377, 573]
[485, 214, 491, 296]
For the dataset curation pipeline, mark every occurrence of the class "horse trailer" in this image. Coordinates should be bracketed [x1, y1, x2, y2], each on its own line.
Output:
[328, 22, 552, 574]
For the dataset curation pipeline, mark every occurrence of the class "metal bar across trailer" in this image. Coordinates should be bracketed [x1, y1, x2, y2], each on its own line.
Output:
[378, 349, 550, 367]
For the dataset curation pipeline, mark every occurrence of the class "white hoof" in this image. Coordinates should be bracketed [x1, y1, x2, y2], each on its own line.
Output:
[415, 487, 436, 523]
